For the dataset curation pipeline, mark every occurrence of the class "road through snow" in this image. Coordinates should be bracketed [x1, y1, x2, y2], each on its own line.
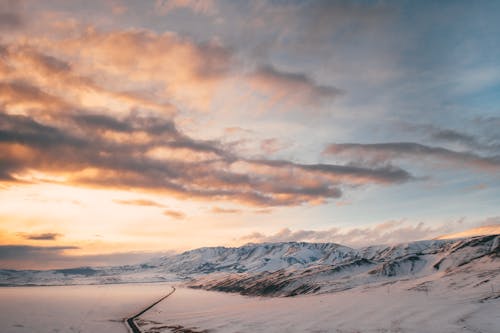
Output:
[125, 286, 176, 333]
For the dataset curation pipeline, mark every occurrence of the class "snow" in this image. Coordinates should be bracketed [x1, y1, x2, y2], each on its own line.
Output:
[140, 279, 499, 333]
[0, 235, 498, 332]
[0, 282, 172, 333]
[3, 235, 497, 288]
[188, 235, 499, 297]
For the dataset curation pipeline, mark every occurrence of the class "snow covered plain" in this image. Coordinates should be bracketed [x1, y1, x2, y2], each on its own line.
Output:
[139, 281, 499, 333]
[1, 234, 499, 332]
[0, 283, 172, 333]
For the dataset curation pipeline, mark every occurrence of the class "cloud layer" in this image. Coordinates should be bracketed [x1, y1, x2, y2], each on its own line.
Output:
[239, 218, 493, 249]
[0, 245, 174, 269]
[0, 24, 386, 207]
[0, 109, 413, 206]
[324, 142, 500, 172]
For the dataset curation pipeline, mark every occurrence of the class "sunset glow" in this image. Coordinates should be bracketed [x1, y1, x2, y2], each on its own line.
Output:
[1, 0, 499, 269]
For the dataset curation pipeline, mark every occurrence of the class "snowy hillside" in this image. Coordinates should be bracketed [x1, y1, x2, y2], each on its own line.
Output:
[189, 235, 500, 296]
[151, 241, 357, 274]
[1, 235, 499, 298]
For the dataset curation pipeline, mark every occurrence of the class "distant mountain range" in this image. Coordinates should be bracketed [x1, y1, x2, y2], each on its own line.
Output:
[1, 234, 499, 297]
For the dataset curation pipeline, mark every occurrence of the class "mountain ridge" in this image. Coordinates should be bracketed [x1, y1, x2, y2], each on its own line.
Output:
[1, 234, 498, 297]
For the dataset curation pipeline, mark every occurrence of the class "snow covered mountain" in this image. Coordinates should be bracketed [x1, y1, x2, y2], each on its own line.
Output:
[1, 235, 499, 297]
[190, 234, 500, 296]
[149, 241, 357, 274]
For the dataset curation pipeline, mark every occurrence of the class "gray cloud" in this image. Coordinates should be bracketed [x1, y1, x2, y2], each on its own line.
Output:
[0, 1, 23, 30]
[0, 245, 175, 269]
[248, 64, 343, 106]
[431, 129, 478, 147]
[252, 159, 412, 184]
[402, 123, 500, 154]
[428, 127, 500, 154]
[0, 38, 412, 207]
[0, 12, 22, 30]
[241, 0, 393, 47]
[324, 142, 500, 172]
[0, 80, 69, 110]
[155, 0, 217, 16]
[0, 245, 78, 267]
[21, 233, 61, 241]
[0, 110, 414, 207]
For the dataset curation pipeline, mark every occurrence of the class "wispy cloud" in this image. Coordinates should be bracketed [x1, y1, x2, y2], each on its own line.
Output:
[163, 209, 186, 219]
[155, 0, 217, 15]
[113, 199, 165, 208]
[211, 206, 242, 214]
[246, 64, 343, 107]
[238, 218, 487, 248]
[20, 232, 61, 241]
[0, 110, 414, 207]
[260, 138, 291, 154]
[0, 245, 175, 269]
[0, 245, 78, 269]
[0, 0, 24, 31]
[324, 142, 500, 172]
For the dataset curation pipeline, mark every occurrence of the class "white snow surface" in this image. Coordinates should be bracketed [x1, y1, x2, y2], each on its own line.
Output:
[0, 235, 498, 333]
[0, 282, 172, 333]
[140, 277, 500, 333]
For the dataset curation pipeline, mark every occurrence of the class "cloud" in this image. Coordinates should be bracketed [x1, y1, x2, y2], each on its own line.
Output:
[241, 0, 394, 67]
[247, 64, 343, 107]
[0, 80, 70, 111]
[238, 218, 480, 248]
[430, 129, 479, 147]
[113, 199, 165, 208]
[0, 245, 78, 269]
[53, 28, 232, 111]
[211, 206, 242, 214]
[111, 3, 128, 15]
[324, 142, 500, 172]
[0, 0, 24, 31]
[0, 23, 414, 208]
[21, 232, 61, 241]
[0, 34, 228, 114]
[401, 123, 500, 154]
[260, 138, 290, 154]
[0, 245, 175, 269]
[163, 210, 186, 219]
[0, 110, 414, 207]
[429, 128, 500, 155]
[1, 24, 348, 119]
[0, 12, 22, 30]
[155, 0, 217, 15]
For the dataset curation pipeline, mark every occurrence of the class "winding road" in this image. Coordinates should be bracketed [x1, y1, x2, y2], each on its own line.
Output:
[125, 286, 176, 333]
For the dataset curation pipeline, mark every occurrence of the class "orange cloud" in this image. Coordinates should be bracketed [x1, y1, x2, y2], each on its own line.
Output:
[163, 209, 186, 219]
[113, 199, 165, 208]
[42, 28, 233, 111]
[0, 24, 413, 208]
[211, 206, 242, 214]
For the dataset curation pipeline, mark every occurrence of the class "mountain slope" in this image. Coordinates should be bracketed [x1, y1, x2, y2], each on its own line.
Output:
[1, 235, 499, 298]
[150, 242, 357, 274]
[189, 235, 500, 296]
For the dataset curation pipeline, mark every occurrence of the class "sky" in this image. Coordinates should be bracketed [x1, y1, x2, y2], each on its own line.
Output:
[0, 0, 499, 269]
